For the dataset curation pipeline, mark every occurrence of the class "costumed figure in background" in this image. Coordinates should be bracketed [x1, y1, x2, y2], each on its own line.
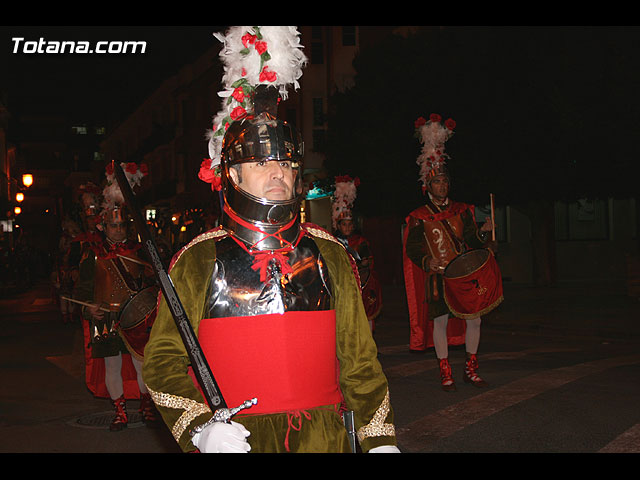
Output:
[143, 26, 398, 453]
[403, 114, 502, 392]
[73, 163, 159, 430]
[332, 175, 383, 333]
[54, 217, 82, 324]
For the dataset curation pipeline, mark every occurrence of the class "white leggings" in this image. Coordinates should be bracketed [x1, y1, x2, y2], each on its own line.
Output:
[104, 353, 148, 400]
[433, 314, 481, 360]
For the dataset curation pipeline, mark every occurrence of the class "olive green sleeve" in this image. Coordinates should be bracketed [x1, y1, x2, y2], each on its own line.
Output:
[141, 238, 217, 452]
[314, 236, 397, 452]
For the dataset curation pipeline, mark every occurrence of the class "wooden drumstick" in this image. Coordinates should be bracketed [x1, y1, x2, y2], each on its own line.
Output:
[116, 253, 153, 268]
[490, 193, 496, 242]
[60, 296, 110, 312]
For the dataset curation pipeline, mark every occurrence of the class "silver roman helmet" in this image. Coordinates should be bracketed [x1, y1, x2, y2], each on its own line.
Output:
[220, 85, 305, 249]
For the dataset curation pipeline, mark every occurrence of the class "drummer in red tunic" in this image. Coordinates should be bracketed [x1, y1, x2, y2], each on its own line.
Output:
[73, 164, 159, 430]
[403, 114, 496, 392]
[332, 176, 383, 333]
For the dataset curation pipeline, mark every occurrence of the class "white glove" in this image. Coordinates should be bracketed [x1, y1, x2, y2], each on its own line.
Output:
[191, 420, 251, 453]
[369, 445, 401, 453]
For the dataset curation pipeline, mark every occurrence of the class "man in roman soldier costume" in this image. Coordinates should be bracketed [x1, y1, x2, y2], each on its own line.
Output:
[332, 175, 383, 333]
[73, 164, 159, 430]
[403, 114, 498, 392]
[142, 26, 398, 453]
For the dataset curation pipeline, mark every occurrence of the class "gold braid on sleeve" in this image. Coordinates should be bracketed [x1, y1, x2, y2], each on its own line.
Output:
[356, 389, 396, 442]
[147, 385, 212, 442]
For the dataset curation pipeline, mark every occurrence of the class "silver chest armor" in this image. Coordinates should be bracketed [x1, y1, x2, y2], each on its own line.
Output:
[205, 235, 332, 318]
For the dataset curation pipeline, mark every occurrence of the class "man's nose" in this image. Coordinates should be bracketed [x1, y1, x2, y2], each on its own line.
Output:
[268, 161, 285, 178]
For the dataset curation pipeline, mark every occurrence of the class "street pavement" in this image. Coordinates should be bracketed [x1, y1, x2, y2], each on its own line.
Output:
[1, 278, 639, 454]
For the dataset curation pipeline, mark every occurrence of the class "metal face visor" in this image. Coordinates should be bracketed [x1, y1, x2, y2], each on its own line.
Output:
[220, 114, 305, 250]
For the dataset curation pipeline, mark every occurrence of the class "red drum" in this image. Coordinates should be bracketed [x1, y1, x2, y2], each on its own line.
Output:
[443, 249, 503, 319]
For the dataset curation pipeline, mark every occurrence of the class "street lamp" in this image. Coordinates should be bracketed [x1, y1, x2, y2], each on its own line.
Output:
[16, 192, 24, 202]
[22, 173, 33, 188]
[14, 206, 21, 215]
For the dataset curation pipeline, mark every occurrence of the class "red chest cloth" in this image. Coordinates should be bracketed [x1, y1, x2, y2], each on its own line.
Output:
[192, 310, 342, 415]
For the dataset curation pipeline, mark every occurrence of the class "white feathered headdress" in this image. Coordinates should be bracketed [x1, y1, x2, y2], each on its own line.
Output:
[332, 175, 360, 230]
[102, 162, 148, 215]
[414, 113, 456, 193]
[203, 26, 307, 181]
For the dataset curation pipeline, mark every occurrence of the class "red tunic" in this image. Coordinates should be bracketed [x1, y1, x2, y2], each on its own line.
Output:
[190, 310, 343, 414]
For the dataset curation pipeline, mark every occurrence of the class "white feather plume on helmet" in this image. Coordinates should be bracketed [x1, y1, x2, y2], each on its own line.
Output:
[205, 26, 307, 172]
[101, 162, 148, 217]
[332, 175, 360, 230]
[414, 114, 456, 193]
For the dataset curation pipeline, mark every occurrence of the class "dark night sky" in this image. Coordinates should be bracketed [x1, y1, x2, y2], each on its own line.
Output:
[1, 26, 223, 123]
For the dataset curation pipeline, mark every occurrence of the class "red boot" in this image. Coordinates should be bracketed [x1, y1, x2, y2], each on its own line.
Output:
[463, 353, 488, 387]
[109, 395, 128, 431]
[139, 393, 160, 428]
[439, 358, 456, 392]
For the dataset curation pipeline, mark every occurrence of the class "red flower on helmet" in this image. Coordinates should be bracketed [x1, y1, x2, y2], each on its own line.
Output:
[232, 87, 245, 103]
[335, 175, 360, 187]
[445, 118, 456, 131]
[414, 117, 427, 129]
[139, 163, 148, 175]
[198, 158, 223, 192]
[230, 106, 247, 121]
[255, 41, 268, 55]
[429, 113, 442, 123]
[259, 66, 277, 83]
[242, 34, 257, 48]
[125, 162, 138, 174]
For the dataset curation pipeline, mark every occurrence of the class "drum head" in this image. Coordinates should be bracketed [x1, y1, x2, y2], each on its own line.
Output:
[119, 286, 160, 330]
[444, 249, 490, 279]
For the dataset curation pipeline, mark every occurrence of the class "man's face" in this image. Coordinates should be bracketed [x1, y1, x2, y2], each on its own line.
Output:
[104, 221, 128, 243]
[230, 159, 297, 201]
[338, 219, 354, 237]
[427, 175, 450, 201]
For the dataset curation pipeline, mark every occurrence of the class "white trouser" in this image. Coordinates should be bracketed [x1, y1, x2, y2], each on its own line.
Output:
[433, 314, 481, 360]
[104, 353, 148, 400]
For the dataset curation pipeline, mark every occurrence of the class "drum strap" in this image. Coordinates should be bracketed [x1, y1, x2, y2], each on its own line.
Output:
[425, 198, 466, 254]
[98, 242, 141, 294]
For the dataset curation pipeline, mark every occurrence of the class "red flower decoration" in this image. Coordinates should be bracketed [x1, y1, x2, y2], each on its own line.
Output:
[125, 162, 138, 174]
[429, 113, 442, 123]
[198, 159, 223, 191]
[414, 117, 427, 129]
[255, 40, 268, 55]
[230, 106, 247, 121]
[242, 34, 257, 48]
[259, 66, 277, 83]
[139, 163, 148, 176]
[232, 87, 245, 103]
[444, 118, 456, 131]
[105, 163, 114, 175]
[335, 175, 360, 187]
[210, 175, 222, 192]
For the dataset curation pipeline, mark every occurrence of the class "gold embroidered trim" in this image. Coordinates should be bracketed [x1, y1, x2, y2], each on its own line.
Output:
[357, 389, 396, 442]
[304, 226, 342, 246]
[169, 227, 229, 271]
[146, 385, 211, 442]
